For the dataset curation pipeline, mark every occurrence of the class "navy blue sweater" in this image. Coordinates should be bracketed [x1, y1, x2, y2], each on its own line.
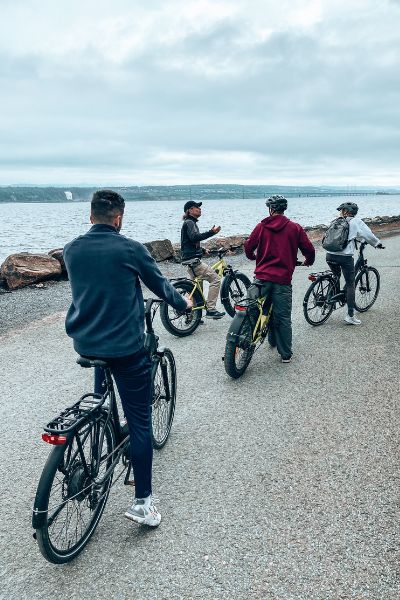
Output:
[64, 224, 187, 357]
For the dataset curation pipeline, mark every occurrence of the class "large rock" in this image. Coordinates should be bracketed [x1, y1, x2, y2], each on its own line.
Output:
[48, 248, 67, 276]
[144, 239, 175, 262]
[203, 234, 248, 254]
[0, 253, 62, 290]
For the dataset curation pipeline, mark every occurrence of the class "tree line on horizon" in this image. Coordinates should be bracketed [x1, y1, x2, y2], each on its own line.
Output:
[0, 185, 397, 203]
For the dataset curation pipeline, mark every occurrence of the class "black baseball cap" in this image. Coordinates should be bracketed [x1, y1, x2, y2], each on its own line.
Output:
[184, 200, 202, 212]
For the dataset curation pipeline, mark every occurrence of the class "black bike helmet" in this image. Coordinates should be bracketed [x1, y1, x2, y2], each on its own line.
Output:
[265, 195, 288, 211]
[336, 202, 358, 215]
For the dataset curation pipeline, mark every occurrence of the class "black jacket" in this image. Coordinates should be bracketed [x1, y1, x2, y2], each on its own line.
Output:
[64, 224, 187, 358]
[181, 216, 215, 260]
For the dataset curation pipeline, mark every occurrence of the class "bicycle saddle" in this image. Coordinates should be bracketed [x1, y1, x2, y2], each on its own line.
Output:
[77, 356, 109, 369]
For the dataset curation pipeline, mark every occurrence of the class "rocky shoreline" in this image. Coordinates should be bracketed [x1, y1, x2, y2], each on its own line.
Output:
[1, 214, 399, 291]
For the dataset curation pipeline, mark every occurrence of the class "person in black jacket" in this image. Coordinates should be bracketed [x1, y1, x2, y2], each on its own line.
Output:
[180, 200, 225, 319]
[64, 189, 191, 528]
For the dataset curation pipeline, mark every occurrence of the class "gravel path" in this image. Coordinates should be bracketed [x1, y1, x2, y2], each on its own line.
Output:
[1, 240, 399, 600]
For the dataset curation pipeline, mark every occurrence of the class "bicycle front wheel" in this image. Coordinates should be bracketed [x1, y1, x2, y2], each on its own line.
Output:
[221, 272, 251, 317]
[224, 314, 255, 379]
[303, 276, 334, 326]
[151, 349, 177, 449]
[160, 280, 203, 337]
[33, 415, 116, 564]
[354, 267, 380, 312]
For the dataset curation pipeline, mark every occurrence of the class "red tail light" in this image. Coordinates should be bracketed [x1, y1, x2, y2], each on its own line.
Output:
[235, 305, 247, 312]
[308, 275, 317, 281]
[42, 433, 67, 445]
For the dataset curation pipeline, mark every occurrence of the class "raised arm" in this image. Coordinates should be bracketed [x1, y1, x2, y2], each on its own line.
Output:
[185, 219, 215, 242]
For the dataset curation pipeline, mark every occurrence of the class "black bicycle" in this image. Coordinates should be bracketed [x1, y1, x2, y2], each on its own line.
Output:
[32, 299, 176, 564]
[303, 241, 383, 326]
[160, 247, 251, 337]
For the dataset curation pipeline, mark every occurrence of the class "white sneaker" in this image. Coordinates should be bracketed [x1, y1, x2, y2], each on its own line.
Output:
[124, 495, 161, 527]
[345, 315, 361, 326]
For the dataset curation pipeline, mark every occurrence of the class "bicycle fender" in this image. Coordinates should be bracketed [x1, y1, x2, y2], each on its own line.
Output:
[220, 271, 250, 301]
[32, 444, 67, 529]
[225, 311, 247, 339]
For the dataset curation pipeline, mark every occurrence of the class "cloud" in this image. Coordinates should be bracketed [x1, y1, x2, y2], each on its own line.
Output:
[0, 0, 399, 184]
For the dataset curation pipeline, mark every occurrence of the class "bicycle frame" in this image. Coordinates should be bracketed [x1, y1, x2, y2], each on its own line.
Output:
[176, 255, 228, 311]
[308, 241, 369, 294]
[234, 296, 273, 346]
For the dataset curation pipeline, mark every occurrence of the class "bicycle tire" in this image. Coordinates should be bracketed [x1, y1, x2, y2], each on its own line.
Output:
[33, 415, 116, 564]
[221, 272, 251, 317]
[354, 267, 380, 312]
[224, 313, 255, 379]
[303, 276, 335, 326]
[151, 349, 177, 449]
[160, 280, 203, 337]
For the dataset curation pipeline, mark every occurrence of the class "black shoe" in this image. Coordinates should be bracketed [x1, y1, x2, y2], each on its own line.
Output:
[205, 310, 225, 320]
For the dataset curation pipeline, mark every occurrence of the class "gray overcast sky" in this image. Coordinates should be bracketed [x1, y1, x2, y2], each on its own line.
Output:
[1, 0, 399, 186]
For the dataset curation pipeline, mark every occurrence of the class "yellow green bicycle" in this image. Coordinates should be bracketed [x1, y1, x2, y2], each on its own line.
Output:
[223, 288, 273, 378]
[160, 247, 250, 337]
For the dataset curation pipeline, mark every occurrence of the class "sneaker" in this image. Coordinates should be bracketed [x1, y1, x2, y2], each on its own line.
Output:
[281, 356, 292, 363]
[124, 495, 161, 527]
[345, 315, 361, 326]
[205, 309, 225, 319]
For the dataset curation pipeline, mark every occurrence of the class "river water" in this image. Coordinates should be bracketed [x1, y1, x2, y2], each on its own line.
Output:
[1, 195, 399, 264]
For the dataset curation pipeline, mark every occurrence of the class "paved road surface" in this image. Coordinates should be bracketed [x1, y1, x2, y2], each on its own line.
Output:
[1, 239, 399, 600]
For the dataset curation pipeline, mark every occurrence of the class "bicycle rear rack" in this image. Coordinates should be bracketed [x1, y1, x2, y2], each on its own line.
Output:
[44, 393, 106, 435]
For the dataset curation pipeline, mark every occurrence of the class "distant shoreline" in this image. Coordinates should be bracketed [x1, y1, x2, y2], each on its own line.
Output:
[1, 184, 399, 204]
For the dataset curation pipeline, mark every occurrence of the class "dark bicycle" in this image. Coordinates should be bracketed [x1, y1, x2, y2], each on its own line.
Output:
[303, 241, 383, 326]
[32, 299, 176, 564]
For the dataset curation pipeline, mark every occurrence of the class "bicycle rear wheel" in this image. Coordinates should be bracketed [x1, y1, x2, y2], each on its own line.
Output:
[224, 314, 255, 379]
[354, 267, 380, 312]
[33, 415, 116, 564]
[221, 272, 251, 317]
[160, 280, 203, 337]
[303, 276, 335, 326]
[151, 349, 177, 449]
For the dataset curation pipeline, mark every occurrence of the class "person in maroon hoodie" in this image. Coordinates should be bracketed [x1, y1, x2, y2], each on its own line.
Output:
[244, 195, 315, 363]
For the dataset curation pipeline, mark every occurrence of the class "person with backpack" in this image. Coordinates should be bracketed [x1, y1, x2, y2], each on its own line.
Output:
[244, 195, 315, 363]
[322, 202, 384, 326]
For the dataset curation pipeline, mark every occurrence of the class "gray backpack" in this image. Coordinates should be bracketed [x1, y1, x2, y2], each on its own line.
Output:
[322, 217, 351, 252]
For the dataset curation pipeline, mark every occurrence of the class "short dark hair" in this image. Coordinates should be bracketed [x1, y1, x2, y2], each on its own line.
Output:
[91, 189, 125, 223]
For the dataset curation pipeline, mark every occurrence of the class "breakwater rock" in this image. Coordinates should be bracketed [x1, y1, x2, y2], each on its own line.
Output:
[1, 215, 399, 290]
[1, 253, 62, 290]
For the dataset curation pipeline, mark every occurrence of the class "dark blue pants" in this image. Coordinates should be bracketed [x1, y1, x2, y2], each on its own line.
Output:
[94, 347, 153, 499]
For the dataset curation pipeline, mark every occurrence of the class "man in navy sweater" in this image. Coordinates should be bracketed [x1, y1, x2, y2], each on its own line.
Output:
[64, 189, 190, 527]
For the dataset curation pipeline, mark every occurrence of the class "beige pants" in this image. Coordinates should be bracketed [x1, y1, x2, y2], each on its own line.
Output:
[188, 260, 221, 311]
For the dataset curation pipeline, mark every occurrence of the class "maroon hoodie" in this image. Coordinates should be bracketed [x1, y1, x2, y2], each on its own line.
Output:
[244, 214, 315, 285]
